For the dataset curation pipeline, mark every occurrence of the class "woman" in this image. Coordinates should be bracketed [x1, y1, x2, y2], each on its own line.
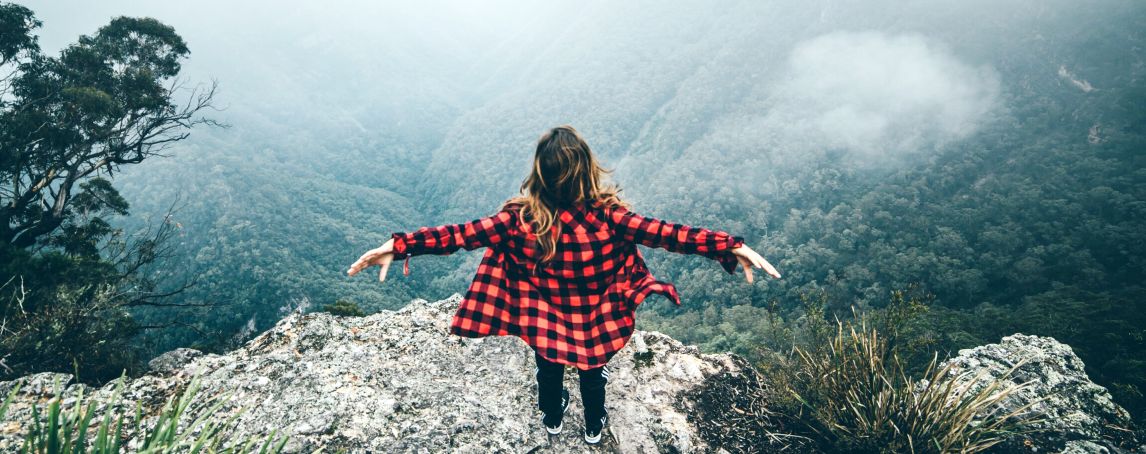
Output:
[347, 125, 780, 445]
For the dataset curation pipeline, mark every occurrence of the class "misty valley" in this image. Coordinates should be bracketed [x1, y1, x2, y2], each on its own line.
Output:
[2, 0, 1144, 452]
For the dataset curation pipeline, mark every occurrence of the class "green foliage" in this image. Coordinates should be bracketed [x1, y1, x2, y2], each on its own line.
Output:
[321, 299, 365, 317]
[21, 377, 127, 453]
[1, 247, 143, 381]
[8, 375, 289, 453]
[0, 4, 214, 384]
[796, 289, 832, 348]
[0, 3, 38, 65]
[782, 320, 1038, 453]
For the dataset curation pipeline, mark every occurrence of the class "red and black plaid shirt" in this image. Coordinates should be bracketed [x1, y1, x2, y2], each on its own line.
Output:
[390, 199, 744, 370]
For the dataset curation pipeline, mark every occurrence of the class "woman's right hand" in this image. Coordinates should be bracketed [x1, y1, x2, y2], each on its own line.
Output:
[347, 239, 396, 282]
[731, 245, 781, 283]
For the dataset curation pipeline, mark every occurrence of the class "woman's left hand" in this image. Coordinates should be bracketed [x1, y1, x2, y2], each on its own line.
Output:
[732, 245, 781, 284]
[347, 239, 396, 282]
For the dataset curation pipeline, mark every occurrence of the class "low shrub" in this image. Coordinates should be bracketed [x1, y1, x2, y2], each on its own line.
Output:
[781, 320, 1039, 453]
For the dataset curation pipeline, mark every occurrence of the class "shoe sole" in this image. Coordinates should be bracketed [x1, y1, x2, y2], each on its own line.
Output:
[544, 392, 571, 435]
[584, 415, 608, 444]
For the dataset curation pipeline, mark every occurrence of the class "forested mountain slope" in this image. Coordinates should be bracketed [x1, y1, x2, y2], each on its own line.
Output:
[85, 0, 1146, 419]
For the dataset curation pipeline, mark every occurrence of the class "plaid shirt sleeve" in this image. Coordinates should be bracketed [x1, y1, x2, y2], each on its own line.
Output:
[605, 205, 745, 274]
[389, 209, 518, 274]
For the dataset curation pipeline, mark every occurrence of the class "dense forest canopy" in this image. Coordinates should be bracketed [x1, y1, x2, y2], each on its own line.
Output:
[8, 0, 1146, 423]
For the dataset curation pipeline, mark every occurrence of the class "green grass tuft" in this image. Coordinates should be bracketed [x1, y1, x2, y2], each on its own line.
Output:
[782, 319, 1040, 453]
[4, 373, 289, 453]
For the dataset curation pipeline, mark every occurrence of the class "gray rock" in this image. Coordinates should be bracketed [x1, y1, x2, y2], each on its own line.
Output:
[0, 294, 784, 453]
[1060, 440, 1113, 454]
[146, 347, 205, 375]
[941, 334, 1137, 453]
[0, 372, 75, 397]
[4, 303, 1136, 453]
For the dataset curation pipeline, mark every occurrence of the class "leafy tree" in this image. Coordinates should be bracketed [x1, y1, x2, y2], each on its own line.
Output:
[0, 3, 216, 382]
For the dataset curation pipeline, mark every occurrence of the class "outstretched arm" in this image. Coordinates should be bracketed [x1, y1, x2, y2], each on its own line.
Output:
[605, 205, 780, 283]
[389, 209, 516, 258]
[347, 209, 517, 282]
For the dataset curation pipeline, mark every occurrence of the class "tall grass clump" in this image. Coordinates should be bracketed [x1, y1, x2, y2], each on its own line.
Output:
[4, 374, 289, 453]
[783, 320, 1039, 453]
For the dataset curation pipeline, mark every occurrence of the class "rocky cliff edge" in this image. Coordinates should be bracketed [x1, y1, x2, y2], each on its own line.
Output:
[0, 294, 781, 453]
[0, 294, 1138, 453]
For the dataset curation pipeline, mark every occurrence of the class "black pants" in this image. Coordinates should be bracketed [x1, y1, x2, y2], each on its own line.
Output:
[534, 350, 609, 423]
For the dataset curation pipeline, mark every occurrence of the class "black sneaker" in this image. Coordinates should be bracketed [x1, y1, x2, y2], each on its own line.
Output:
[543, 389, 570, 434]
[584, 412, 608, 444]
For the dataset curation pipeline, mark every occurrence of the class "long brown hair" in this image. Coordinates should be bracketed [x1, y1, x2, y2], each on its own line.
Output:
[503, 125, 627, 264]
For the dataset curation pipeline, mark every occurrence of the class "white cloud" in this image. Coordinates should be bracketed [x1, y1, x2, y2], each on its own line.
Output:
[765, 31, 1000, 159]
